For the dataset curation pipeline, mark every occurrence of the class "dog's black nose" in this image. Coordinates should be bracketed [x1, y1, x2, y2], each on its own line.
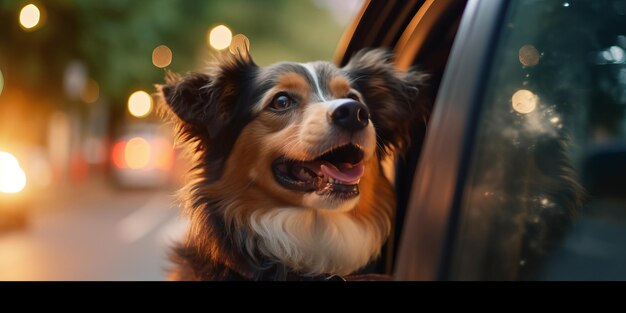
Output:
[330, 100, 370, 131]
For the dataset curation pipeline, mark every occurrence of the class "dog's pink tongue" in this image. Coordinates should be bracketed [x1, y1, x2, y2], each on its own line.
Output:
[320, 163, 364, 184]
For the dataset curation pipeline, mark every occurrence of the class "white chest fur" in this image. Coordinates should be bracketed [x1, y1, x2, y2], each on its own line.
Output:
[248, 207, 385, 276]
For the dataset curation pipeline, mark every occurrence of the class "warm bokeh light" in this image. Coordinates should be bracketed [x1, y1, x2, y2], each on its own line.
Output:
[153, 138, 174, 170]
[152, 45, 173, 68]
[209, 25, 233, 50]
[113, 137, 174, 171]
[124, 137, 151, 169]
[19, 4, 41, 30]
[512, 89, 538, 114]
[81, 79, 100, 104]
[0, 151, 27, 194]
[112, 141, 127, 169]
[128, 90, 153, 118]
[519, 44, 540, 67]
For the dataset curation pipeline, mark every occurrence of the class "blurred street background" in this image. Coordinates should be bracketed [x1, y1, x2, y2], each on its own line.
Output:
[0, 0, 363, 280]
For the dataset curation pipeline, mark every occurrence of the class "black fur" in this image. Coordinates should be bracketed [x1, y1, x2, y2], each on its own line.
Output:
[343, 49, 429, 155]
[160, 53, 265, 182]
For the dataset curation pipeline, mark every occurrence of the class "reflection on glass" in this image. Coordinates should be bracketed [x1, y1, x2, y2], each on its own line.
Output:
[511, 89, 537, 114]
[452, 0, 626, 280]
[518, 45, 540, 67]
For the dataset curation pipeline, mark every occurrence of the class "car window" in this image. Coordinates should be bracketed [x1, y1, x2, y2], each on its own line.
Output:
[450, 0, 626, 280]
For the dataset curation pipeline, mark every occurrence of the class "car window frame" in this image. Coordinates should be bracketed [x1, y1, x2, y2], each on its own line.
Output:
[334, 0, 438, 274]
[334, 0, 427, 66]
[393, 0, 510, 280]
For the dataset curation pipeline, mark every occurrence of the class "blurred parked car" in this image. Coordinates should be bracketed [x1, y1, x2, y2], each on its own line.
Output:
[110, 122, 179, 189]
[338, 0, 626, 280]
[0, 146, 51, 230]
[0, 150, 28, 229]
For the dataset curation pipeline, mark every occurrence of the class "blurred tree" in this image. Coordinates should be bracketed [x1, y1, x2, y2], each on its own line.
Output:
[0, 0, 345, 109]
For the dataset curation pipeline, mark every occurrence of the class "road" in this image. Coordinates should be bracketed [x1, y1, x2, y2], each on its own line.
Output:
[0, 181, 187, 281]
[6, 178, 624, 281]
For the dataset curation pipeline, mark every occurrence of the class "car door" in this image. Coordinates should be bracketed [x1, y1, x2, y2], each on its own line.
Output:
[429, 0, 626, 281]
[339, 0, 626, 280]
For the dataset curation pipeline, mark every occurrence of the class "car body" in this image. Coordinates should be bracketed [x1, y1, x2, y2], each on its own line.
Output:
[337, 0, 626, 280]
[110, 122, 179, 189]
[0, 147, 48, 230]
[0, 150, 28, 229]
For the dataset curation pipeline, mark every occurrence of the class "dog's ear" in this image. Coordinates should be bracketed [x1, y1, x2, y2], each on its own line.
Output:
[342, 48, 428, 155]
[158, 52, 258, 140]
[159, 71, 211, 126]
[158, 52, 258, 182]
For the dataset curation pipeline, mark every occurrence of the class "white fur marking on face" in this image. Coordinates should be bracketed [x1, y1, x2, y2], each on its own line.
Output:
[320, 98, 357, 111]
[248, 208, 383, 276]
[301, 63, 328, 102]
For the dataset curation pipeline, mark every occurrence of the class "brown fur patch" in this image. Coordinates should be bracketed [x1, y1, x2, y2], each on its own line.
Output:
[329, 76, 352, 98]
[276, 72, 309, 99]
[351, 157, 395, 240]
[189, 113, 308, 234]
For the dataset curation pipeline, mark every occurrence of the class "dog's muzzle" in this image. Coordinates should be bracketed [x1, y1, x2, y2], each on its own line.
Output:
[272, 144, 366, 198]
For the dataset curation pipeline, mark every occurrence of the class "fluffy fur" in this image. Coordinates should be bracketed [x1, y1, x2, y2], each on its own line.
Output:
[159, 49, 427, 280]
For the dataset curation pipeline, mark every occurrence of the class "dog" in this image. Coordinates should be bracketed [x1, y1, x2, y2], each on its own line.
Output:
[158, 48, 427, 281]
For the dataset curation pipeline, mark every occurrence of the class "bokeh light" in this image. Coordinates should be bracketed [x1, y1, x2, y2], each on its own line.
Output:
[112, 141, 127, 169]
[19, 4, 41, 30]
[208, 25, 233, 50]
[519, 44, 540, 67]
[152, 45, 173, 68]
[153, 138, 174, 170]
[512, 89, 538, 114]
[124, 137, 151, 169]
[0, 151, 27, 193]
[128, 90, 153, 118]
[81, 79, 100, 104]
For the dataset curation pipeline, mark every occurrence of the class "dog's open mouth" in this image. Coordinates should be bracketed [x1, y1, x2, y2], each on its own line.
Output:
[272, 144, 365, 198]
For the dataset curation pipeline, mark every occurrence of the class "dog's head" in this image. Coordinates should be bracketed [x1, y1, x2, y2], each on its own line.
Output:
[160, 49, 426, 276]
[160, 49, 426, 211]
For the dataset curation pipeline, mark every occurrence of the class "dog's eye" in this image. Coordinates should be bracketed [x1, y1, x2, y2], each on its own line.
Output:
[346, 92, 361, 102]
[269, 93, 297, 112]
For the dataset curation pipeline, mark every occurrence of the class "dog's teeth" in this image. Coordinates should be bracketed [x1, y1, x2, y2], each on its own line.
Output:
[299, 168, 308, 178]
